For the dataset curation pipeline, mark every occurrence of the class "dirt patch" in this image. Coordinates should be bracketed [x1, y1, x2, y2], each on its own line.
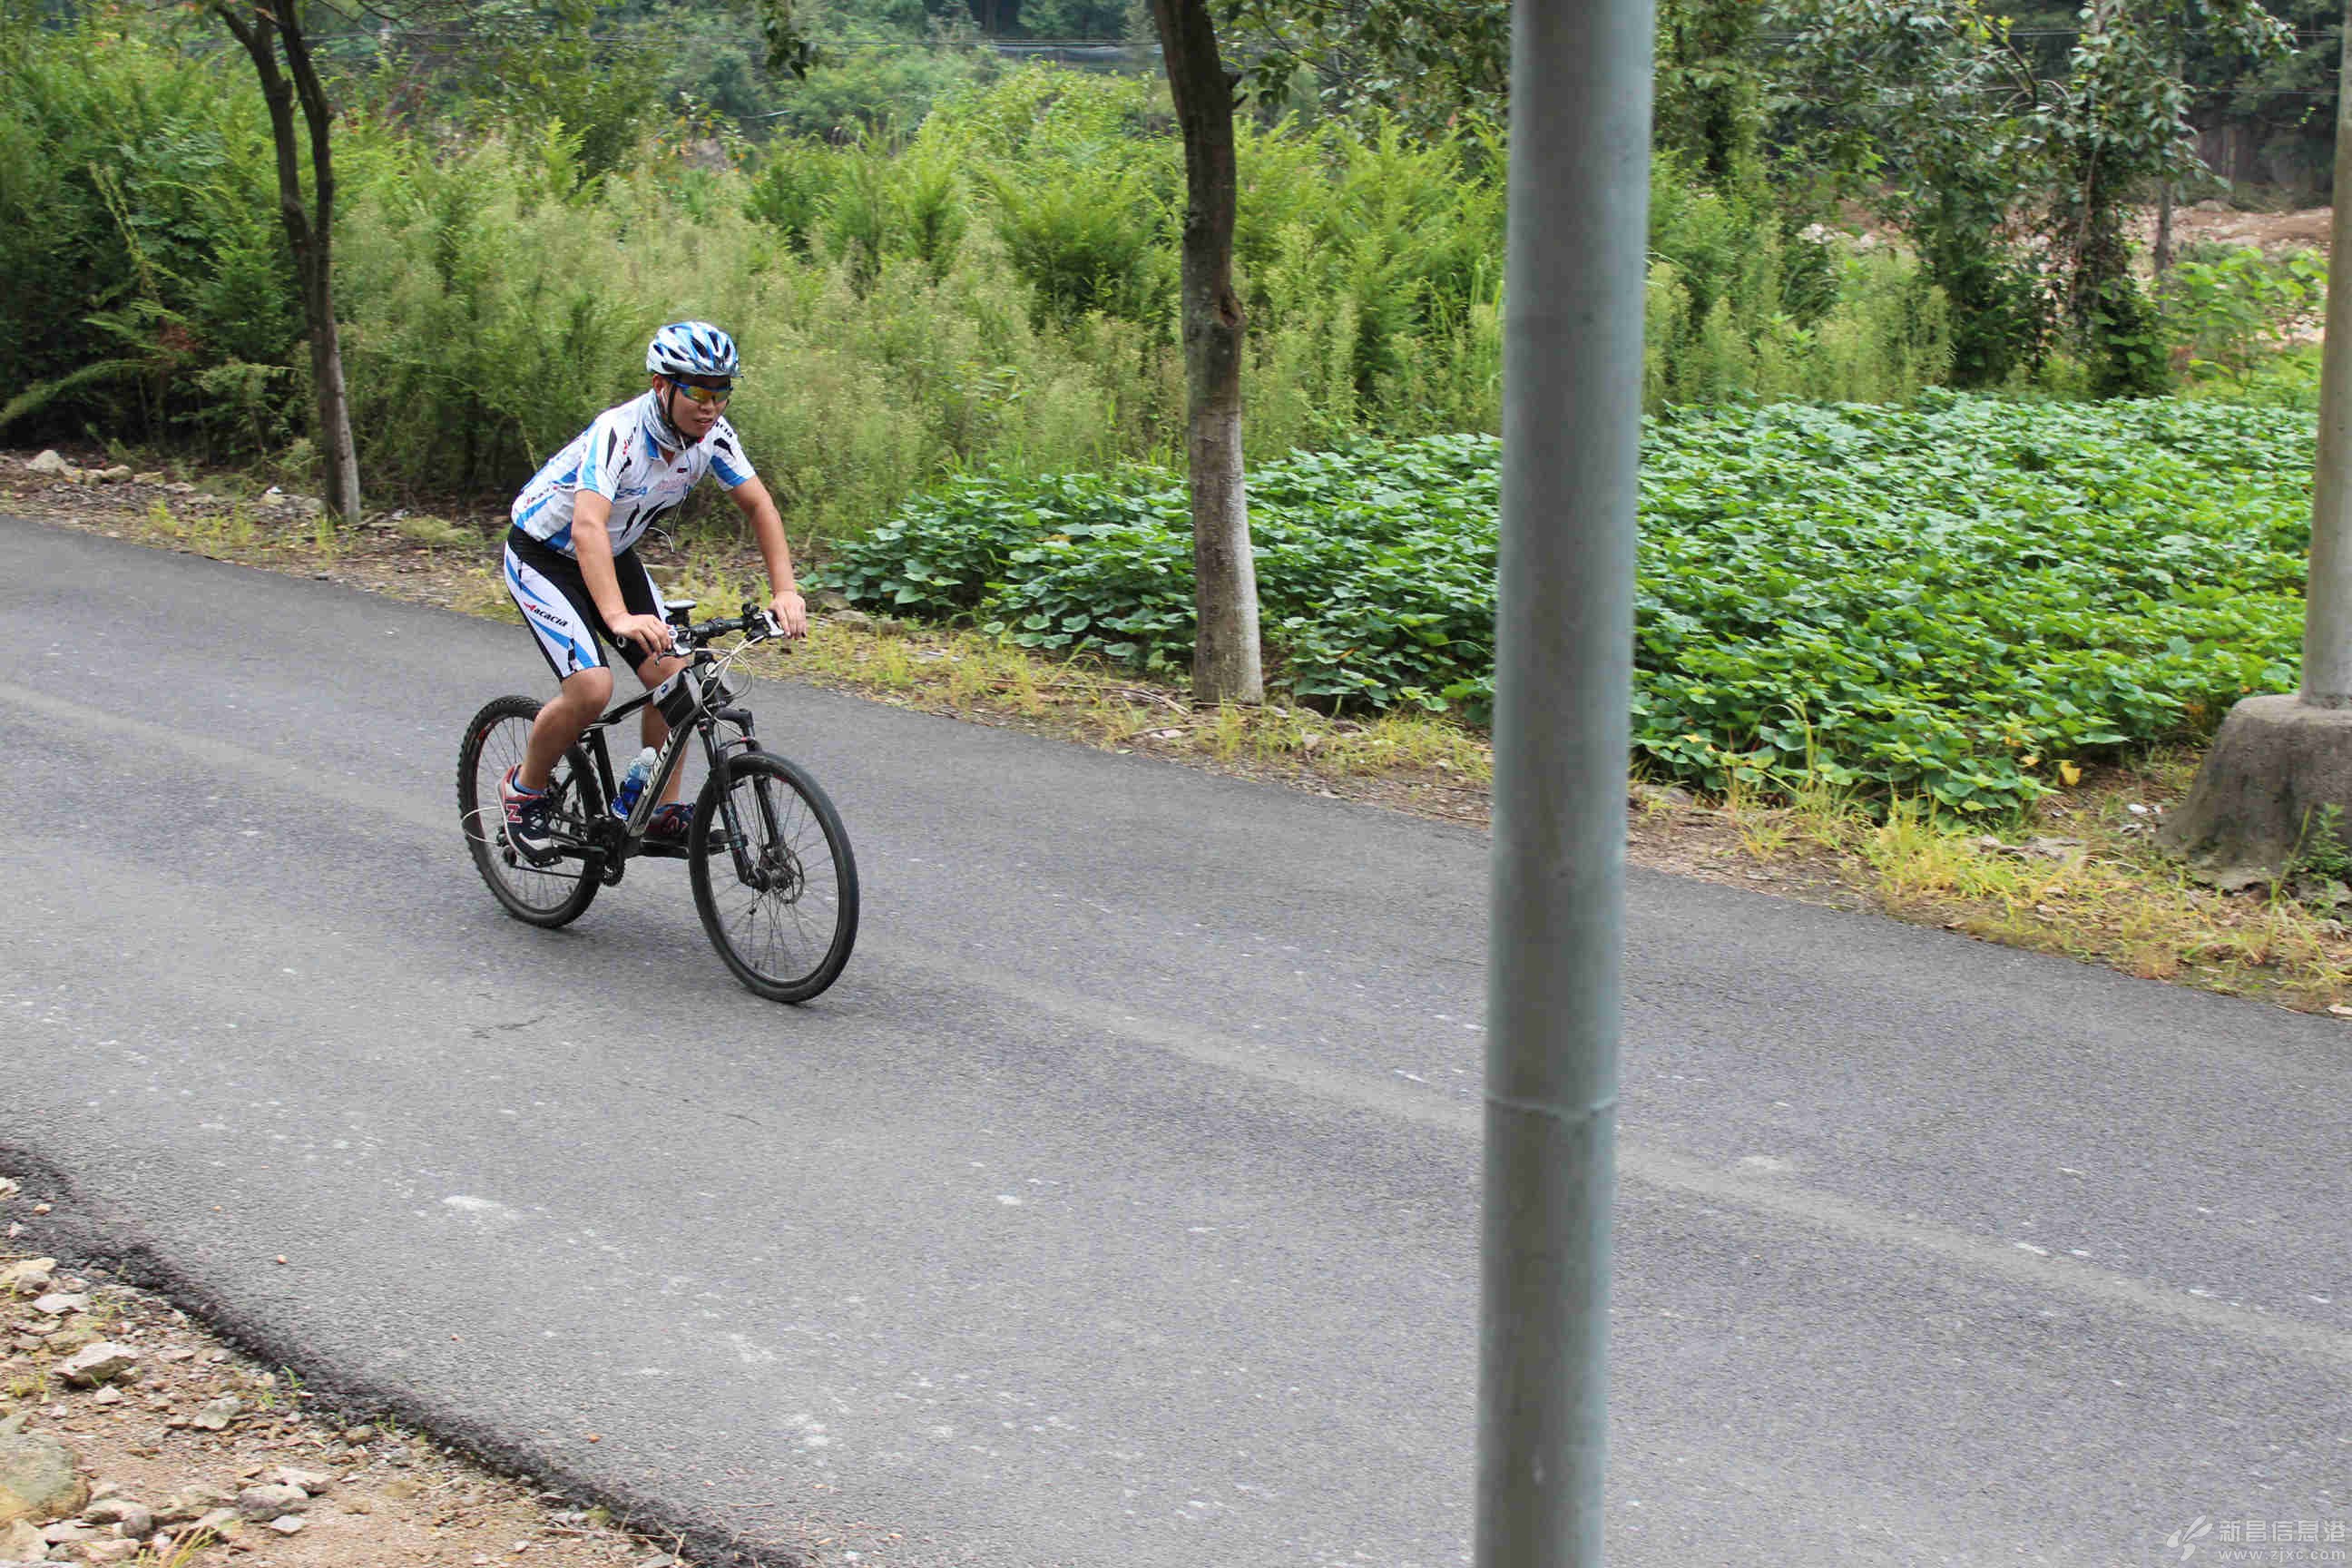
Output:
[0, 1228, 707, 1568]
[2135, 199, 2334, 259]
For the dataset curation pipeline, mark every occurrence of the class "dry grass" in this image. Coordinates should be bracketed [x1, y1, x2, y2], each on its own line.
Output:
[1702, 750, 2352, 1012]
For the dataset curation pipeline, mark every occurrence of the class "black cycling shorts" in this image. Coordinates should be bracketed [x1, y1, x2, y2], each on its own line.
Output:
[501, 526, 671, 681]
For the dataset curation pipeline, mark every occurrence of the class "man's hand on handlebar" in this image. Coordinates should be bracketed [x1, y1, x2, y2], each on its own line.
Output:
[612, 612, 675, 655]
[769, 587, 808, 640]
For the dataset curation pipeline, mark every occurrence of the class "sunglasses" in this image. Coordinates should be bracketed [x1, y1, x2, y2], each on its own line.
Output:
[667, 377, 732, 406]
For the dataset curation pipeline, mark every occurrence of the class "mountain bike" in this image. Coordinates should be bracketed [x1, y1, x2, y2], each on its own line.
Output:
[457, 601, 858, 1003]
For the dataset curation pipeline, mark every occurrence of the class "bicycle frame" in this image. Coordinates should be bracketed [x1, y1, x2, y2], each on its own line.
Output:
[571, 633, 781, 888]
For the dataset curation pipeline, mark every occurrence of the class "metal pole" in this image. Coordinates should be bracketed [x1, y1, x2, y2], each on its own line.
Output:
[2301, 0, 2352, 706]
[1476, 0, 1652, 1563]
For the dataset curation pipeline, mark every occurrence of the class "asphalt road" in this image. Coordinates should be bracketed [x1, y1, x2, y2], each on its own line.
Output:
[2, 516, 2346, 1568]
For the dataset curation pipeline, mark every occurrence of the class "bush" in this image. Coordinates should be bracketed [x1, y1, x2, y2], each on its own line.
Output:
[0, 19, 302, 453]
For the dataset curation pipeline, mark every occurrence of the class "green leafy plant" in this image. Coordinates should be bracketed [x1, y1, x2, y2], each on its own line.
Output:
[820, 394, 2313, 813]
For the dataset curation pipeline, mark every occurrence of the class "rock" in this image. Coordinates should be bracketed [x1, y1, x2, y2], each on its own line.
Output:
[810, 588, 852, 612]
[0, 1425, 86, 1525]
[89, 1389, 118, 1407]
[190, 1396, 240, 1431]
[340, 1426, 376, 1445]
[0, 1520, 42, 1559]
[232, 1485, 305, 1521]
[268, 1467, 329, 1495]
[81, 1501, 148, 1539]
[30, 1295, 86, 1318]
[181, 1507, 240, 1543]
[40, 1521, 93, 1544]
[830, 609, 874, 629]
[92, 466, 131, 484]
[264, 1515, 304, 1536]
[0, 1260, 53, 1297]
[152, 1490, 228, 1525]
[24, 452, 73, 477]
[55, 1344, 136, 1388]
[132, 472, 163, 485]
[80, 1541, 140, 1563]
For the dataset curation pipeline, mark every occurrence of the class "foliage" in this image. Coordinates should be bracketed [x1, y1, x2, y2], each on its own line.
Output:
[1769, 0, 2049, 387]
[1218, 0, 1508, 132]
[7, 34, 1955, 522]
[1770, 0, 2292, 394]
[0, 17, 304, 454]
[820, 394, 2313, 813]
[2160, 243, 2326, 390]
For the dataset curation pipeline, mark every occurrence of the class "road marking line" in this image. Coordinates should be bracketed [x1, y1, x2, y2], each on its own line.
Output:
[897, 945, 2352, 1370]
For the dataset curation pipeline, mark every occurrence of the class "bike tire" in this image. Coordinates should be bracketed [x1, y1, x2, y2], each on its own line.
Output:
[458, 694, 604, 929]
[689, 750, 858, 1003]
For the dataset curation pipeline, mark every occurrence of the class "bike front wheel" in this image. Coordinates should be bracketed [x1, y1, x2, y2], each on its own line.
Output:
[689, 751, 858, 1003]
[458, 694, 604, 928]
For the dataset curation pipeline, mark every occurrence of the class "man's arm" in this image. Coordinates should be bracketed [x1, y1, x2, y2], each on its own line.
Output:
[729, 476, 808, 638]
[573, 492, 672, 655]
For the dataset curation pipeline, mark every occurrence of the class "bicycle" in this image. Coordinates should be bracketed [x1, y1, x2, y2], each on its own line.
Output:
[456, 599, 859, 1003]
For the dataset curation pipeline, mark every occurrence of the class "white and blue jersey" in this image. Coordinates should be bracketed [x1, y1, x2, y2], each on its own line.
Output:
[510, 392, 757, 556]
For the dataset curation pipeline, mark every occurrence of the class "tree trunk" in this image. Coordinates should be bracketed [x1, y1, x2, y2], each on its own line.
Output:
[217, 0, 362, 526]
[1150, 0, 1262, 707]
[2154, 181, 2175, 275]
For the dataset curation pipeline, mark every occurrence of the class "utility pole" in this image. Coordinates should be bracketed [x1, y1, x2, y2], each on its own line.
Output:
[2304, 1, 2352, 705]
[2164, 0, 2352, 880]
[1476, 0, 1653, 1564]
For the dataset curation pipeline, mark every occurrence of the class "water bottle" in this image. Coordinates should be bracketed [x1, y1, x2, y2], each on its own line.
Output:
[612, 746, 658, 819]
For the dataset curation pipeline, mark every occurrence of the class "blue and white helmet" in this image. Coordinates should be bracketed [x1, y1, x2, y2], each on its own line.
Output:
[646, 320, 740, 380]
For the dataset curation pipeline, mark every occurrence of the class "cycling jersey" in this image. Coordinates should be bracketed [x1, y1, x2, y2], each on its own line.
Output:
[511, 391, 757, 556]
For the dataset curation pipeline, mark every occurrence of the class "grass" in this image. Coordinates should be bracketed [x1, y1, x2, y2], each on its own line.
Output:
[24, 466, 2352, 1014]
[1709, 747, 2352, 1011]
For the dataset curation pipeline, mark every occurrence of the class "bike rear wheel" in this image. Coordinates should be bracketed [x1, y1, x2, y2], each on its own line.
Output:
[689, 750, 858, 1002]
[459, 694, 604, 928]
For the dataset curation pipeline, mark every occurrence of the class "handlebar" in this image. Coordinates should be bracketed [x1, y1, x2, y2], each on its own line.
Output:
[674, 605, 785, 652]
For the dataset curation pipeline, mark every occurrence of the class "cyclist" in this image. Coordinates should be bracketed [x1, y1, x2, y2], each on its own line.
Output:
[498, 321, 808, 859]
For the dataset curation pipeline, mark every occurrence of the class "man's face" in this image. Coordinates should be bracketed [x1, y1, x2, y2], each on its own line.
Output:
[661, 376, 729, 441]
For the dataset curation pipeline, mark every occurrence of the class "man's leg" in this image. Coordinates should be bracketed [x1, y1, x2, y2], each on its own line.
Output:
[521, 665, 613, 789]
[633, 652, 688, 805]
[501, 538, 618, 790]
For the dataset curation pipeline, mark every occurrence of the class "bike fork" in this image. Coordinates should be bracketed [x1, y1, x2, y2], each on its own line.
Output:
[701, 712, 770, 885]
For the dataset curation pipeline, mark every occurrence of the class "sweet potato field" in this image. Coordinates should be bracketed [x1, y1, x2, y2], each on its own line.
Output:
[818, 394, 2313, 811]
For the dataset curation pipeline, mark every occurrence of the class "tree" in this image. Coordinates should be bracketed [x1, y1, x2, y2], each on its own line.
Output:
[1151, 0, 1509, 706]
[1773, 0, 2288, 394]
[2033, 0, 2288, 394]
[1771, 0, 2049, 386]
[212, 0, 361, 524]
[1221, 0, 1508, 132]
[1148, 0, 1261, 705]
